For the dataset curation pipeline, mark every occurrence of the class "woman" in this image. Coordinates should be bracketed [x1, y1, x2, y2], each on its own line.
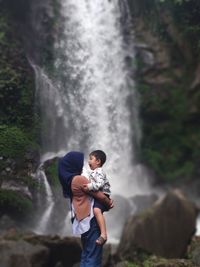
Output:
[58, 151, 113, 267]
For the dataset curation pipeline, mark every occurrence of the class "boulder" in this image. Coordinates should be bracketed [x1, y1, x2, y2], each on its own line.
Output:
[0, 230, 112, 267]
[0, 239, 49, 267]
[117, 190, 198, 260]
[0, 216, 17, 234]
[187, 236, 200, 266]
[24, 234, 82, 267]
[102, 243, 112, 267]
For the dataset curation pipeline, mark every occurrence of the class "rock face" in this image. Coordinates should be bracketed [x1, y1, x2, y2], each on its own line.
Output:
[117, 190, 198, 260]
[0, 233, 82, 267]
[126, 0, 200, 185]
[0, 239, 49, 267]
[0, 231, 113, 267]
[24, 234, 82, 267]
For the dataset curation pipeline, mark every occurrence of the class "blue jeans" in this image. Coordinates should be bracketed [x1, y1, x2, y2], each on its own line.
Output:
[80, 217, 103, 267]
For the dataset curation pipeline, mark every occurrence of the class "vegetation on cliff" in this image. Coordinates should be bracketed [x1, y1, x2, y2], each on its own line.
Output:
[130, 0, 200, 183]
[0, 189, 32, 218]
[0, 8, 38, 156]
[0, 5, 39, 216]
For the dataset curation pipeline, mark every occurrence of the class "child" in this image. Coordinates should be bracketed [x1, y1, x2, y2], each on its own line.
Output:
[82, 150, 111, 245]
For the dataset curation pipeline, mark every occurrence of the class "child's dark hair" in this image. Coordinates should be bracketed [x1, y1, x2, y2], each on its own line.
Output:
[90, 150, 106, 166]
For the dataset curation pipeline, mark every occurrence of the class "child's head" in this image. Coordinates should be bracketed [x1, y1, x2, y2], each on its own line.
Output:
[88, 150, 106, 170]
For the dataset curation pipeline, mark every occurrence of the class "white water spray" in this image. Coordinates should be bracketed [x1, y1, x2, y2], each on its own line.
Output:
[35, 0, 150, 197]
[33, 166, 54, 234]
[32, 0, 153, 238]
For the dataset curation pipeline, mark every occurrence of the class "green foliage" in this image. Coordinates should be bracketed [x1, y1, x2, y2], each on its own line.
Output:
[20, 175, 39, 189]
[160, 0, 200, 57]
[46, 160, 59, 187]
[139, 80, 200, 182]
[126, 255, 193, 267]
[135, 0, 200, 183]
[0, 189, 32, 217]
[0, 125, 32, 158]
[0, 8, 40, 166]
[159, 0, 191, 4]
[133, 0, 200, 60]
[0, 9, 36, 129]
[126, 262, 140, 267]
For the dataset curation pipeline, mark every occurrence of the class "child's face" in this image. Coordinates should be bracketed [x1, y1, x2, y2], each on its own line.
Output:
[88, 155, 101, 170]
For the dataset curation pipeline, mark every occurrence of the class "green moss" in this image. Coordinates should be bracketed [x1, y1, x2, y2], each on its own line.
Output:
[126, 262, 140, 267]
[0, 8, 37, 128]
[138, 77, 200, 182]
[0, 125, 33, 158]
[0, 7, 40, 168]
[126, 255, 194, 267]
[20, 176, 39, 189]
[46, 160, 59, 187]
[0, 189, 32, 217]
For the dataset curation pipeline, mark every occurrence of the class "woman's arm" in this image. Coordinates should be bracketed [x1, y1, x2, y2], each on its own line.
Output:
[81, 177, 113, 209]
[72, 175, 113, 209]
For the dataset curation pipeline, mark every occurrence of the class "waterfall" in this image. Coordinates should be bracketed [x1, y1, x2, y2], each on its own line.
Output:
[35, 0, 149, 195]
[33, 0, 151, 237]
[33, 166, 55, 234]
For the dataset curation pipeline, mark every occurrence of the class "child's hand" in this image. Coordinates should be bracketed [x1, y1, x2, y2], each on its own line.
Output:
[82, 184, 89, 192]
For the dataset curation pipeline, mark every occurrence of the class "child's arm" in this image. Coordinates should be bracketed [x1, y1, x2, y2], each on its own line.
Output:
[74, 174, 113, 209]
[81, 182, 113, 209]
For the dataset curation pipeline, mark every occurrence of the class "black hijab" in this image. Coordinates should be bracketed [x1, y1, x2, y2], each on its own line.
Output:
[58, 151, 84, 198]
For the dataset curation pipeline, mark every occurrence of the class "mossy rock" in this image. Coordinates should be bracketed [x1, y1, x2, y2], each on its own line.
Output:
[187, 236, 200, 266]
[126, 256, 194, 267]
[0, 125, 31, 159]
[0, 189, 33, 218]
[44, 158, 59, 187]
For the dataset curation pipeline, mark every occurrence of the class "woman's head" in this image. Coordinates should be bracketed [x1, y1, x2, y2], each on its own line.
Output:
[63, 151, 84, 174]
[58, 151, 84, 198]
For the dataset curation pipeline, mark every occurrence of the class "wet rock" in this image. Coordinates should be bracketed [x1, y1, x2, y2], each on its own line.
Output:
[0, 216, 16, 234]
[0, 239, 49, 267]
[102, 243, 112, 267]
[187, 236, 200, 266]
[24, 234, 82, 267]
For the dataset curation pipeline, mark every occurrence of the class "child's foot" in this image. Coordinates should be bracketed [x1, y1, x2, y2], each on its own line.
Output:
[96, 236, 107, 245]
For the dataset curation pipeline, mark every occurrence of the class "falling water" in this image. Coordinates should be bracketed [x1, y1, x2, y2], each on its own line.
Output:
[32, 0, 152, 238]
[33, 166, 55, 234]
[35, 0, 149, 196]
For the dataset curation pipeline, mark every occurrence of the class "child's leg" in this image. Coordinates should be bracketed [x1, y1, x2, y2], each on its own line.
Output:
[93, 207, 107, 244]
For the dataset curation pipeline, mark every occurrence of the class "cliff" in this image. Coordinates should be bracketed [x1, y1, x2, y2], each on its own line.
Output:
[128, 0, 200, 186]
